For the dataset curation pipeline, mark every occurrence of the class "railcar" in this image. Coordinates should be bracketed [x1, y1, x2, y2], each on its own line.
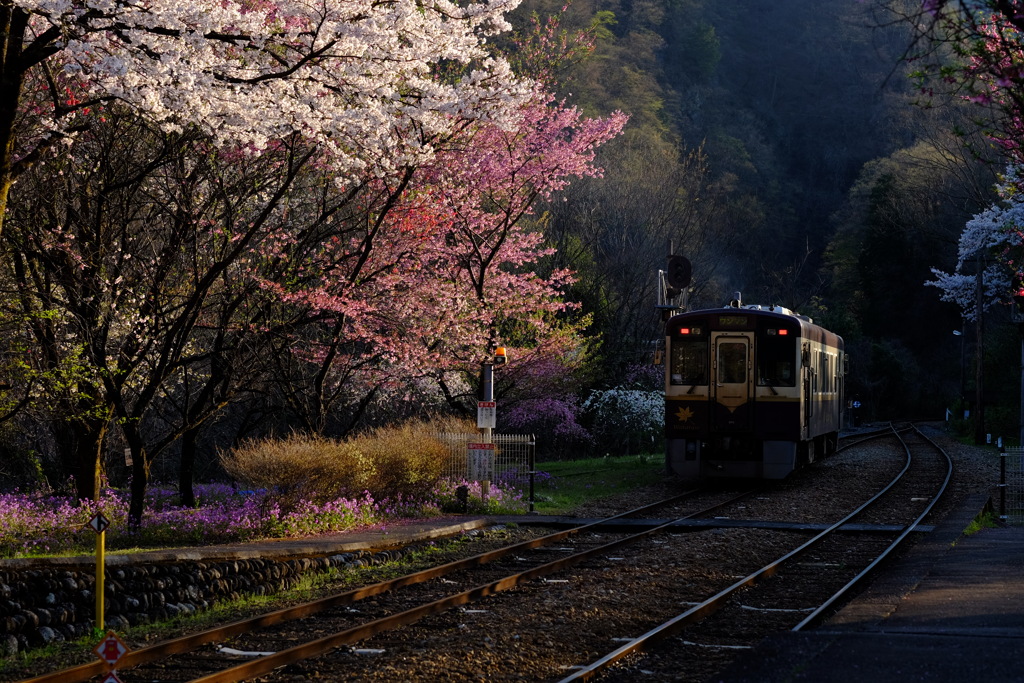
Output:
[664, 301, 845, 480]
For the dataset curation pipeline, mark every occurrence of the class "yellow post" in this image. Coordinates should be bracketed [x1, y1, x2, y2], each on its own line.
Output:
[95, 528, 105, 632]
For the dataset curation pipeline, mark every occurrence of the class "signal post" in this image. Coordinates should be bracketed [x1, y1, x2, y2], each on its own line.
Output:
[475, 347, 506, 499]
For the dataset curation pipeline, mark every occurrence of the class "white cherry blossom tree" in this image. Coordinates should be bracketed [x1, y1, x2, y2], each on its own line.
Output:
[0, 0, 531, 238]
[927, 166, 1024, 318]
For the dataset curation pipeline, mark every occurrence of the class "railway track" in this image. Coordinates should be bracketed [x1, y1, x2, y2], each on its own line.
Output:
[566, 423, 953, 682]
[15, 425, 955, 683]
[19, 488, 754, 683]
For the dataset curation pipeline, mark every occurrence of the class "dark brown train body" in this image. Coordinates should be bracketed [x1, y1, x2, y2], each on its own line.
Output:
[664, 304, 845, 480]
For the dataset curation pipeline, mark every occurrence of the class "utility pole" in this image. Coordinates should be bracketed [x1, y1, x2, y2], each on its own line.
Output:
[1013, 289, 1024, 446]
[975, 252, 986, 445]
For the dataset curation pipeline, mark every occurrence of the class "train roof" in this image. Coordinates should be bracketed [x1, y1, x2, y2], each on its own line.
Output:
[667, 304, 844, 349]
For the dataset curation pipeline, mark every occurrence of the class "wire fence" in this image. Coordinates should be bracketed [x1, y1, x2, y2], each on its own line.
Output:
[1001, 448, 1024, 525]
[435, 432, 535, 485]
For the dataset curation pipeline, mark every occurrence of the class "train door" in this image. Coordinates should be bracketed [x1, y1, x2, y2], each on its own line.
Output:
[712, 332, 753, 429]
[801, 342, 815, 440]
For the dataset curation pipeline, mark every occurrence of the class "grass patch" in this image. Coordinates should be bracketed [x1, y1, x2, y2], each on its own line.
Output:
[963, 510, 1000, 536]
[531, 453, 665, 514]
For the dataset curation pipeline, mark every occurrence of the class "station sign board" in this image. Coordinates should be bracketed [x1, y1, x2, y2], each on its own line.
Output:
[467, 442, 495, 480]
[476, 401, 496, 429]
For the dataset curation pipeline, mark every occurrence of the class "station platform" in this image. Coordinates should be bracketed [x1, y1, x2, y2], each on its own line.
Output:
[0, 517, 491, 569]
[714, 494, 1024, 682]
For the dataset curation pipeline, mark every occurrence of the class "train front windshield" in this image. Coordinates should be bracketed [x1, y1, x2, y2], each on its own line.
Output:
[756, 335, 796, 386]
[670, 339, 708, 386]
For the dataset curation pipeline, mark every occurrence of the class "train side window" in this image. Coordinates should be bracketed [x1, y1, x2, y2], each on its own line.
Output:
[821, 352, 829, 392]
[670, 340, 708, 385]
[756, 336, 796, 387]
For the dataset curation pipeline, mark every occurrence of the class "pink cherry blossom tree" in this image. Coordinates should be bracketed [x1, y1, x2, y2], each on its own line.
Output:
[265, 93, 627, 424]
[900, 1, 1024, 164]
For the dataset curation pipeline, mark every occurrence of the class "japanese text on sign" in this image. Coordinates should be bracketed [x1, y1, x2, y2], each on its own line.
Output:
[476, 401, 496, 429]
[467, 442, 495, 480]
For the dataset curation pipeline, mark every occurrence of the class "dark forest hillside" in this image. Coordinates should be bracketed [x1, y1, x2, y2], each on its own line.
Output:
[517, 0, 1006, 420]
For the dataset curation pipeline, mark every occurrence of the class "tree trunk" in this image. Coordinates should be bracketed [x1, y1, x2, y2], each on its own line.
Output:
[178, 426, 200, 508]
[124, 424, 150, 527]
[0, 8, 29, 243]
[53, 416, 108, 501]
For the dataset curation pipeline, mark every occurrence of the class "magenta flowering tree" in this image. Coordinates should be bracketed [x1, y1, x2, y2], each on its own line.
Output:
[900, 1, 1024, 163]
[265, 93, 627, 421]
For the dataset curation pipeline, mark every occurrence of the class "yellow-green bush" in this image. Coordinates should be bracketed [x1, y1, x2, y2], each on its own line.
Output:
[220, 418, 468, 506]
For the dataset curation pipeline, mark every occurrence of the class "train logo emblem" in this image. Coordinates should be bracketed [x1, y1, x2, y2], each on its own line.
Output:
[675, 406, 694, 424]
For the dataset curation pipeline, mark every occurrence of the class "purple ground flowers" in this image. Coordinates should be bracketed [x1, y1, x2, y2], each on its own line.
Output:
[0, 479, 527, 558]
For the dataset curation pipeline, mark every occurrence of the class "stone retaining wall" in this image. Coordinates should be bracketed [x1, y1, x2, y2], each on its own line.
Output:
[0, 549, 404, 657]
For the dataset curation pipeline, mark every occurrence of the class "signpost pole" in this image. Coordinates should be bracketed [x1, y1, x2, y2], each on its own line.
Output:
[476, 348, 505, 504]
[479, 362, 493, 501]
[87, 513, 110, 633]
[96, 527, 105, 633]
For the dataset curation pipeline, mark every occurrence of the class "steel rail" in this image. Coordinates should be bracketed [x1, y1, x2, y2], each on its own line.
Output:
[182, 489, 760, 683]
[791, 424, 953, 630]
[558, 423, 924, 682]
[18, 489, 707, 683]
[837, 422, 912, 453]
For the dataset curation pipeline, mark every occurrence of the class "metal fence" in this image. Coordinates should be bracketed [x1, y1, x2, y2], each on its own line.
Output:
[1001, 448, 1024, 525]
[436, 432, 535, 484]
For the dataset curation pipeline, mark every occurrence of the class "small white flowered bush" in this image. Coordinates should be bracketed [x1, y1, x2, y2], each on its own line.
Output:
[582, 387, 664, 454]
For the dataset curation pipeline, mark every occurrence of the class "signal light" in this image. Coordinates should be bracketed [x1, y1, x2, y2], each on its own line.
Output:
[779, 329, 789, 336]
[494, 347, 507, 365]
[680, 328, 691, 335]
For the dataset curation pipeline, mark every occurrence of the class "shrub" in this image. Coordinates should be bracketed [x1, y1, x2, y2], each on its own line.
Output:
[582, 387, 664, 455]
[220, 419, 452, 507]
